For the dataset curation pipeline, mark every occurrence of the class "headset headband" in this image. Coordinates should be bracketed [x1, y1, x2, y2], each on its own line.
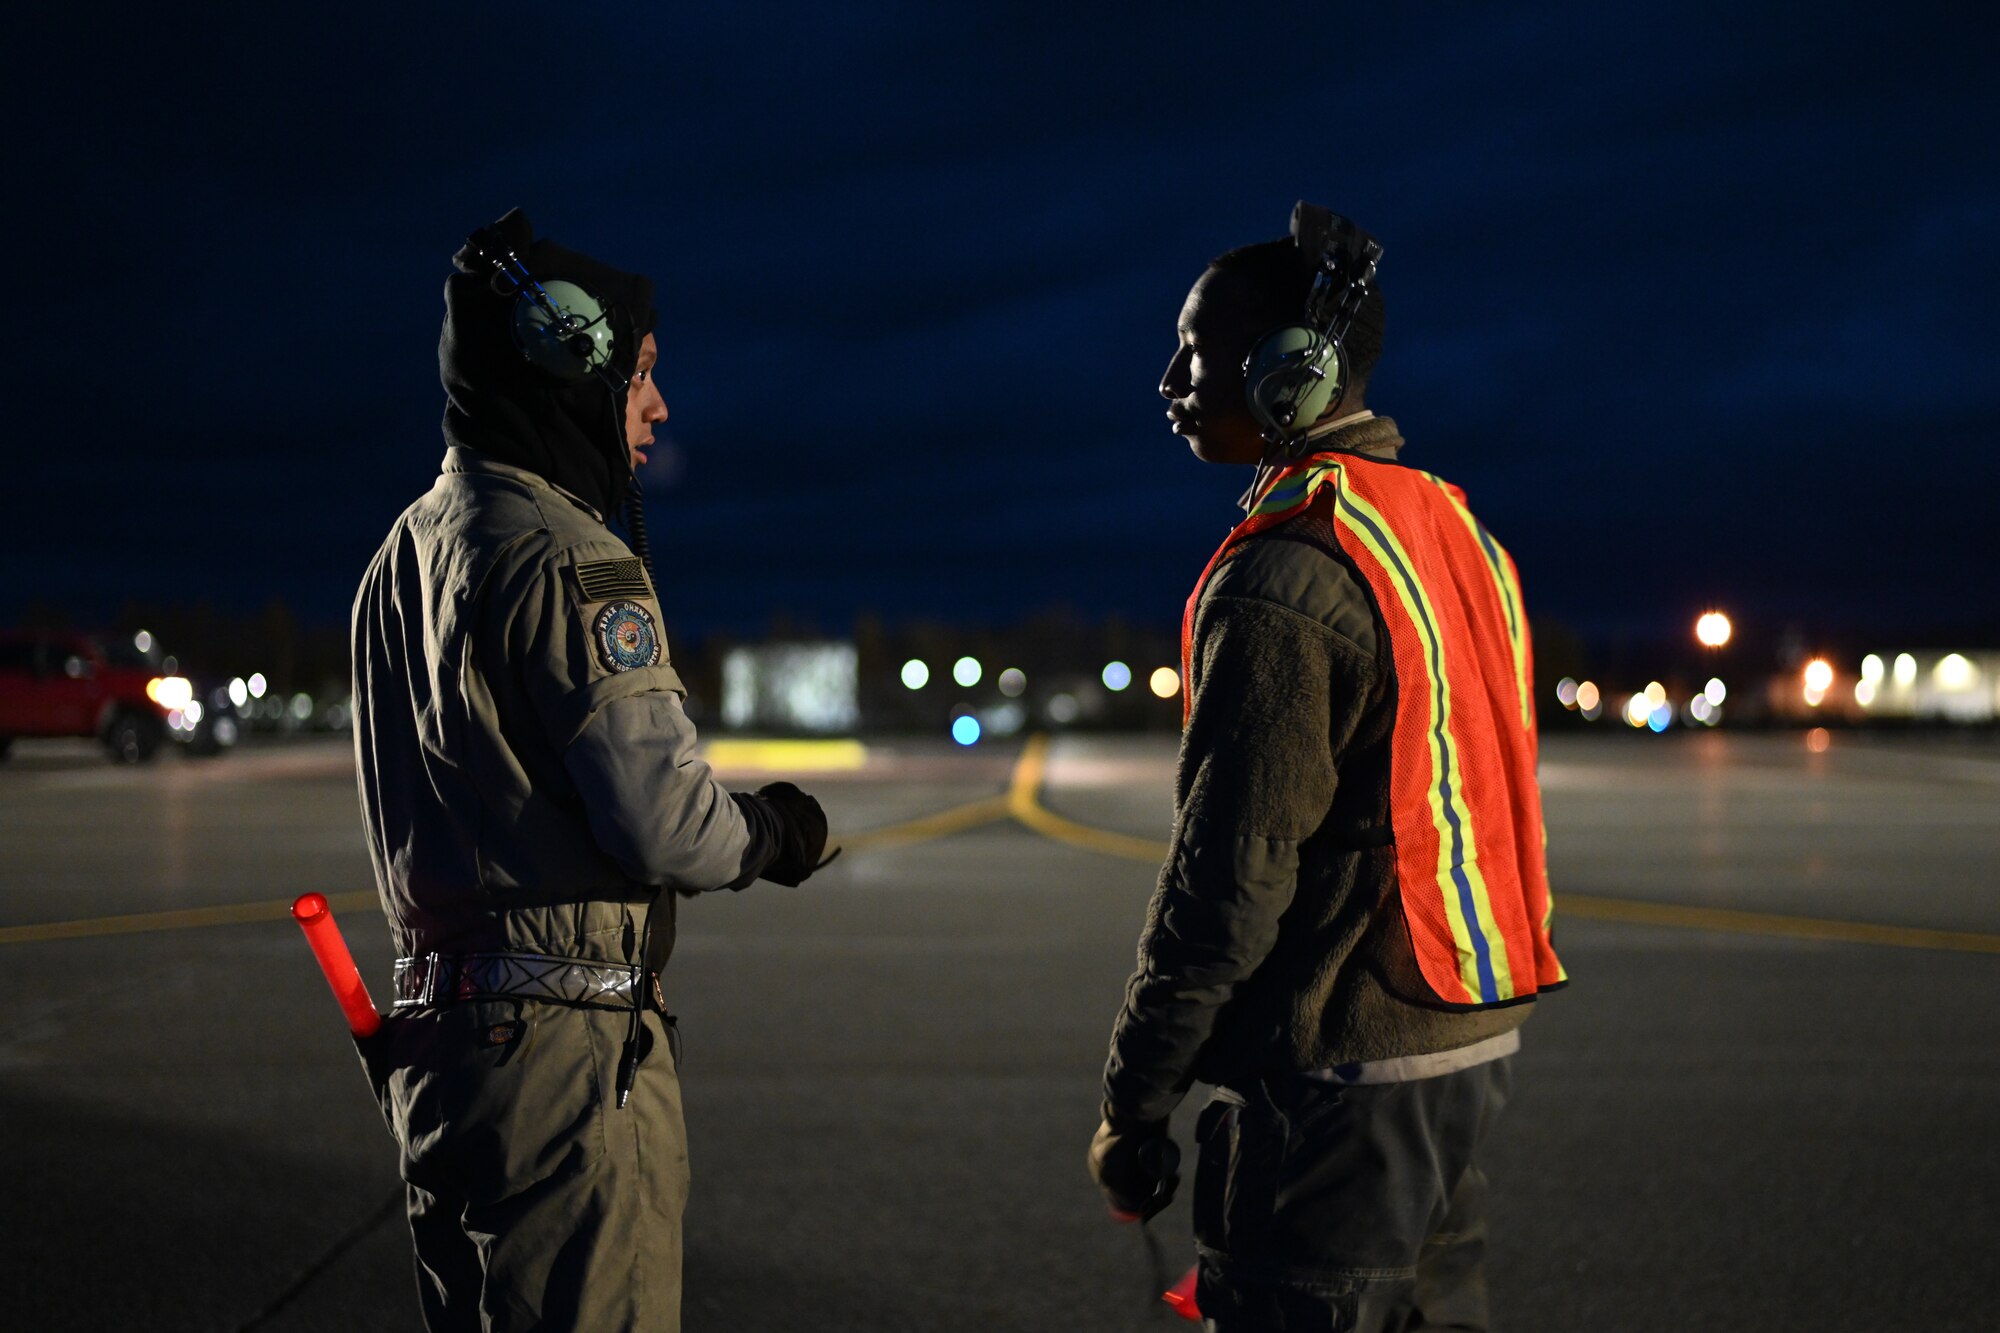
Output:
[1291, 202, 1381, 345]
[1239, 203, 1385, 448]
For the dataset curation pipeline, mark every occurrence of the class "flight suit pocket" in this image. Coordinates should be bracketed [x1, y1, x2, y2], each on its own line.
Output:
[382, 1002, 609, 1206]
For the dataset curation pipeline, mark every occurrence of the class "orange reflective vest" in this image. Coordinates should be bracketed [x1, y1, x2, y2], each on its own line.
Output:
[1183, 450, 1566, 1009]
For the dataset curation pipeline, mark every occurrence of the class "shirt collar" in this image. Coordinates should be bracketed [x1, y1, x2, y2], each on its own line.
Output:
[1238, 411, 1401, 514]
[441, 446, 606, 522]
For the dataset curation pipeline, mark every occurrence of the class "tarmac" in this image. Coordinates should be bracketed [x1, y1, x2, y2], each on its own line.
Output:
[1, 727, 1996, 1331]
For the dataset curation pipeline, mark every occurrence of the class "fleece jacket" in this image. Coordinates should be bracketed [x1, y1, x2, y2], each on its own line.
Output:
[1102, 414, 1532, 1127]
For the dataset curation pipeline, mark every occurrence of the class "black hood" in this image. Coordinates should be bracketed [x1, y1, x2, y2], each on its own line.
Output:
[439, 208, 656, 521]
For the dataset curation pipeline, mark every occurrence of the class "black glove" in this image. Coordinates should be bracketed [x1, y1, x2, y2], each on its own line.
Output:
[754, 781, 832, 886]
[1088, 1112, 1179, 1221]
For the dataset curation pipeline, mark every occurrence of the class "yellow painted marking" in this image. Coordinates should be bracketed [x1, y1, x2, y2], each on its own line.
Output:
[837, 795, 1010, 853]
[703, 738, 869, 772]
[1006, 734, 1175, 863]
[0, 889, 377, 945]
[1556, 893, 2000, 956]
[8, 736, 2000, 962]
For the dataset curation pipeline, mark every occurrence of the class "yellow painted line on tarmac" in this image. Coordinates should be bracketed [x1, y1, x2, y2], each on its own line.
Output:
[1006, 733, 1172, 864]
[837, 795, 1011, 854]
[1003, 735, 2000, 955]
[11, 735, 2000, 960]
[1556, 892, 2000, 956]
[0, 889, 377, 945]
[703, 738, 869, 772]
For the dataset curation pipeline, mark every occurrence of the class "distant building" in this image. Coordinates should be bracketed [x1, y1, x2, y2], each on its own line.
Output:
[1852, 651, 1997, 723]
[720, 642, 860, 733]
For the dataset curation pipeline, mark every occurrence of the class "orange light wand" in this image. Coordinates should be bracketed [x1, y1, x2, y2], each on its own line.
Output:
[1163, 1264, 1200, 1320]
[291, 893, 381, 1038]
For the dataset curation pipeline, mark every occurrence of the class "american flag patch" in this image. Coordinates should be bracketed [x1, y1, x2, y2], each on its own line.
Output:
[574, 557, 651, 602]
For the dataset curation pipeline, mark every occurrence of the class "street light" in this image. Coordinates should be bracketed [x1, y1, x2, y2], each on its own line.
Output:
[1695, 611, 1732, 648]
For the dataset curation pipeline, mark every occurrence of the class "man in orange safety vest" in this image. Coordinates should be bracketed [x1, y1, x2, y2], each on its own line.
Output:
[1090, 204, 1564, 1332]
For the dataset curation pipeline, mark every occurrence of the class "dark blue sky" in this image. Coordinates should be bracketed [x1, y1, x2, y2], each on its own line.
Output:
[10, 3, 1995, 644]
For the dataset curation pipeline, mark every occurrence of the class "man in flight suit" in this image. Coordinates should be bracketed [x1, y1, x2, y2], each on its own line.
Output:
[352, 209, 831, 1332]
[1088, 209, 1564, 1331]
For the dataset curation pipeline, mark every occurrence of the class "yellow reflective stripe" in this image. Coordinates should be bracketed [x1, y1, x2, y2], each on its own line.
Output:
[1332, 481, 1516, 1001]
[1494, 548, 1532, 730]
[1429, 475, 1533, 731]
[1539, 819, 1567, 982]
[1247, 456, 1341, 521]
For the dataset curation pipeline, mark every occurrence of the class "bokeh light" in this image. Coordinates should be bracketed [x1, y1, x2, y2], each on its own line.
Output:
[984, 703, 1026, 736]
[1644, 681, 1666, 707]
[1695, 612, 1732, 647]
[1893, 653, 1918, 688]
[1935, 653, 1977, 691]
[1148, 667, 1180, 699]
[951, 715, 981, 745]
[1803, 659, 1833, 693]
[1860, 654, 1885, 684]
[1555, 677, 1579, 708]
[900, 659, 930, 690]
[997, 667, 1026, 697]
[1046, 693, 1080, 724]
[1102, 661, 1132, 691]
[1806, 727, 1831, 754]
[146, 676, 194, 710]
[247, 672, 267, 699]
[1624, 695, 1651, 728]
[1704, 677, 1727, 706]
[1576, 680, 1601, 714]
[1855, 679, 1877, 707]
[953, 656, 982, 687]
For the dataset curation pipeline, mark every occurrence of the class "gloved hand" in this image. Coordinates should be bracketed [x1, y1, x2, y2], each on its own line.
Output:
[755, 781, 832, 886]
[1089, 1111, 1179, 1221]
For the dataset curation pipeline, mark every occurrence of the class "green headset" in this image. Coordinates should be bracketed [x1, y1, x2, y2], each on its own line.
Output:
[458, 222, 658, 584]
[1242, 202, 1383, 448]
[461, 225, 627, 393]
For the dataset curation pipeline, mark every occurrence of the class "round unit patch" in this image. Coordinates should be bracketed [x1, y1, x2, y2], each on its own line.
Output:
[593, 600, 662, 672]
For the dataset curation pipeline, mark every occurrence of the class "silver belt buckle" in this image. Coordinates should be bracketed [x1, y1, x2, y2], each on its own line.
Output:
[394, 952, 451, 1008]
[423, 953, 451, 1007]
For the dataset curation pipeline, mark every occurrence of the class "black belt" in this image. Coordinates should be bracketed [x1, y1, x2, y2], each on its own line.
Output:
[393, 950, 664, 1013]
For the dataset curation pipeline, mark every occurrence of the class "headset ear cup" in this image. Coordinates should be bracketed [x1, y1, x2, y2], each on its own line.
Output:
[1244, 325, 1345, 440]
[510, 279, 615, 382]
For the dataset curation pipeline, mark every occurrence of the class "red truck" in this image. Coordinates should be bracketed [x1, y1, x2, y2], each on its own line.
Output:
[0, 630, 238, 763]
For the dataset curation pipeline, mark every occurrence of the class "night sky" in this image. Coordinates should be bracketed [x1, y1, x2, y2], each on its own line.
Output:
[11, 3, 1996, 648]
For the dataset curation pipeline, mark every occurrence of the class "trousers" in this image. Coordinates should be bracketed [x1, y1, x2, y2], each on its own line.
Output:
[362, 999, 689, 1332]
[1192, 1056, 1512, 1332]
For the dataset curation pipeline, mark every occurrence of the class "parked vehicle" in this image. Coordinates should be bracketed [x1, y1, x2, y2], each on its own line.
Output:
[0, 630, 240, 763]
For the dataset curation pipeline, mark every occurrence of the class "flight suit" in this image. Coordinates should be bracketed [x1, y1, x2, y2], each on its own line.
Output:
[352, 446, 772, 1332]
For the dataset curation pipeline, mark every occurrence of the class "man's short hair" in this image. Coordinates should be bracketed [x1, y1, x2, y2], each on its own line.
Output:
[1209, 238, 1386, 386]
